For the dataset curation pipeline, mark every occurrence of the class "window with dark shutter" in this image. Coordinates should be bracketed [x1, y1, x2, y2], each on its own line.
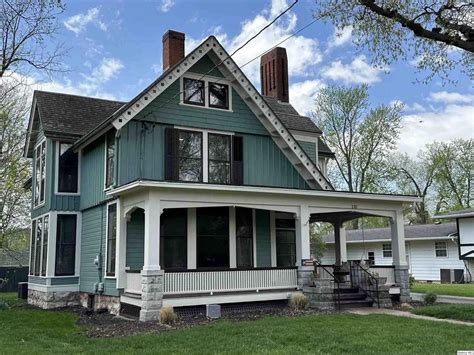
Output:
[165, 127, 179, 181]
[232, 135, 243, 185]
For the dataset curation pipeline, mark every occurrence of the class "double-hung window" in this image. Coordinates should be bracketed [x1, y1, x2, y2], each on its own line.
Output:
[57, 143, 79, 194]
[106, 203, 117, 276]
[182, 77, 230, 111]
[34, 140, 46, 207]
[178, 130, 203, 182]
[382, 243, 392, 258]
[435, 241, 448, 257]
[105, 130, 115, 189]
[208, 134, 231, 184]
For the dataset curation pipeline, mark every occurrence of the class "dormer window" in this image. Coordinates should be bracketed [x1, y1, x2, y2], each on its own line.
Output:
[181, 75, 232, 111]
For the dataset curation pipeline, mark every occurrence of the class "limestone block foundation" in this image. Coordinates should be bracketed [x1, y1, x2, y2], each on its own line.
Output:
[28, 289, 80, 309]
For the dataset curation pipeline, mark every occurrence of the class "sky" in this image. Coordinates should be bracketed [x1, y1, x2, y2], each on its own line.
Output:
[20, 0, 474, 157]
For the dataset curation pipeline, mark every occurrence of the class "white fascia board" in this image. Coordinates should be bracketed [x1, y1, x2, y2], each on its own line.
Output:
[326, 236, 456, 244]
[434, 213, 474, 219]
[110, 36, 333, 191]
[107, 180, 421, 203]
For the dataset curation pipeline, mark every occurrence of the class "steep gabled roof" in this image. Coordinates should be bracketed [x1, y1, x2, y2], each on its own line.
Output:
[324, 223, 457, 243]
[99, 36, 333, 190]
[318, 138, 335, 157]
[24, 91, 125, 157]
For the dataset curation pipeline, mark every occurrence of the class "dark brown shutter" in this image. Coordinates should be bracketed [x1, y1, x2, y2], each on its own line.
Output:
[232, 135, 243, 185]
[165, 127, 179, 181]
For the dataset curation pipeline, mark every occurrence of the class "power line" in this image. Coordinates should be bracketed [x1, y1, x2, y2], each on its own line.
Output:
[143, 0, 299, 115]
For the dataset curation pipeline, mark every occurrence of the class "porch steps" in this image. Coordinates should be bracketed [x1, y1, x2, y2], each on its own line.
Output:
[334, 286, 374, 309]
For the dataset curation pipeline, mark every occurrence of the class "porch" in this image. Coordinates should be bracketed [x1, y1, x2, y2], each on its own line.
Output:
[108, 181, 417, 321]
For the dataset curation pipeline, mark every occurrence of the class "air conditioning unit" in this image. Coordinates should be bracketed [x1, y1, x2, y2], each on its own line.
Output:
[440, 269, 464, 283]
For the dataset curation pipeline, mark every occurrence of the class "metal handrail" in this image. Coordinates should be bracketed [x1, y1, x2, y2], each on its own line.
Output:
[349, 261, 380, 308]
[313, 259, 341, 311]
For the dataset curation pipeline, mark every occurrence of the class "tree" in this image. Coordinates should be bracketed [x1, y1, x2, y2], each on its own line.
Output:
[388, 152, 435, 224]
[428, 139, 473, 213]
[310, 223, 328, 261]
[314, 0, 474, 81]
[1, 0, 65, 78]
[313, 84, 403, 193]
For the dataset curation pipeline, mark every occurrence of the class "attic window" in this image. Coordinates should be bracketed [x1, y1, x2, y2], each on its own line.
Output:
[182, 76, 232, 111]
[183, 78, 205, 106]
[208, 83, 229, 109]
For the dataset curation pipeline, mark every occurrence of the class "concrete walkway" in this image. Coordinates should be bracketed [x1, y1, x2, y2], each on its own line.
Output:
[411, 292, 474, 304]
[347, 307, 474, 326]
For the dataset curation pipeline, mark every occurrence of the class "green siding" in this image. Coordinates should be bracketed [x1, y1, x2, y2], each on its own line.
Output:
[244, 135, 309, 189]
[126, 209, 144, 270]
[50, 276, 79, 285]
[255, 209, 271, 267]
[189, 55, 223, 78]
[298, 140, 317, 165]
[28, 276, 47, 285]
[80, 204, 118, 296]
[80, 138, 111, 210]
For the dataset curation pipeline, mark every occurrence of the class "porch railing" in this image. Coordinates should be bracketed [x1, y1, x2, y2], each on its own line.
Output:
[163, 267, 298, 295]
[349, 261, 380, 308]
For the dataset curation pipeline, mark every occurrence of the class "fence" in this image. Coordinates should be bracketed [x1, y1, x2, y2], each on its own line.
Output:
[0, 267, 29, 292]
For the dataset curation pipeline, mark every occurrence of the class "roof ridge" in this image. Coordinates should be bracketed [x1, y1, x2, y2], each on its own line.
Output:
[34, 90, 127, 104]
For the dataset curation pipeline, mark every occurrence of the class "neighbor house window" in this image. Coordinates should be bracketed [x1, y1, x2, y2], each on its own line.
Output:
[183, 78, 205, 106]
[105, 130, 115, 189]
[236, 208, 253, 268]
[57, 143, 79, 193]
[55, 214, 77, 276]
[435, 241, 448, 257]
[209, 83, 229, 109]
[106, 203, 117, 276]
[197, 207, 229, 268]
[275, 216, 296, 267]
[160, 209, 187, 270]
[34, 140, 46, 207]
[178, 130, 203, 182]
[208, 134, 231, 184]
[382, 243, 392, 258]
[367, 251, 375, 265]
[41, 216, 49, 276]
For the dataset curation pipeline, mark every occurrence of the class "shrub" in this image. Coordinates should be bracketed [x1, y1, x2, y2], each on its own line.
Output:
[159, 306, 177, 325]
[409, 276, 416, 288]
[289, 293, 308, 310]
[0, 301, 9, 311]
[423, 292, 437, 305]
[400, 303, 414, 311]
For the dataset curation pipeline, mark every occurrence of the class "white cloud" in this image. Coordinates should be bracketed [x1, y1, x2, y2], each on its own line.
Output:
[429, 91, 474, 104]
[79, 58, 123, 93]
[328, 26, 353, 48]
[321, 55, 386, 84]
[185, 0, 322, 85]
[289, 80, 325, 115]
[398, 103, 474, 156]
[64, 7, 107, 35]
[159, 0, 175, 12]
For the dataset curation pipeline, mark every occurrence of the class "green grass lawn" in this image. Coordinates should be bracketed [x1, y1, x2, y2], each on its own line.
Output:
[411, 282, 474, 297]
[2, 293, 474, 354]
[413, 304, 474, 323]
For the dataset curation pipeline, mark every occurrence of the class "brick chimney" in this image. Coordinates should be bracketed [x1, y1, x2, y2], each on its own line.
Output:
[162, 30, 185, 71]
[260, 47, 289, 103]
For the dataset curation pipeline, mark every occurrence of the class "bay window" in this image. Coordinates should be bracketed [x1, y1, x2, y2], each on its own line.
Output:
[29, 215, 49, 276]
[34, 140, 46, 207]
[57, 143, 79, 194]
[41, 216, 49, 276]
[160, 209, 187, 270]
[55, 214, 77, 276]
[34, 219, 42, 276]
[106, 203, 117, 276]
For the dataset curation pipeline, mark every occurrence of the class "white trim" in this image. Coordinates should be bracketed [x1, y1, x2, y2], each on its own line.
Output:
[110, 36, 332, 190]
[54, 141, 81, 196]
[325, 236, 458, 244]
[270, 211, 277, 267]
[33, 137, 47, 209]
[229, 207, 237, 268]
[252, 209, 257, 268]
[104, 200, 119, 278]
[108, 180, 420, 203]
[52, 211, 81, 277]
[179, 73, 233, 112]
[187, 208, 197, 269]
[27, 283, 79, 293]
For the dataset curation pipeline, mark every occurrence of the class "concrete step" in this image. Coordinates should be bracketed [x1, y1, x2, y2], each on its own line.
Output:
[334, 287, 359, 294]
[336, 292, 367, 301]
[338, 299, 374, 309]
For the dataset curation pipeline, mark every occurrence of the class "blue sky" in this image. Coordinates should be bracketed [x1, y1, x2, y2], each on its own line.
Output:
[26, 0, 473, 156]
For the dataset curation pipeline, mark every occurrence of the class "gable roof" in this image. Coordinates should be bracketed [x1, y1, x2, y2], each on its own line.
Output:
[24, 91, 125, 157]
[324, 223, 457, 243]
[88, 36, 333, 190]
[318, 138, 335, 157]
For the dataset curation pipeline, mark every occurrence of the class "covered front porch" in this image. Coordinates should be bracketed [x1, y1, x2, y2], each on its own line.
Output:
[109, 181, 417, 321]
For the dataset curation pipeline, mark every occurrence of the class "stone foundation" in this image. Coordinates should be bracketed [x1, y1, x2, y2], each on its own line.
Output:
[394, 267, 411, 302]
[366, 284, 392, 308]
[28, 289, 80, 309]
[139, 269, 164, 322]
[79, 293, 121, 315]
[297, 266, 314, 289]
[303, 279, 335, 311]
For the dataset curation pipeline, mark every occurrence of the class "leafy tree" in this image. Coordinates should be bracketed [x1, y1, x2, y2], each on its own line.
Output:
[313, 84, 403, 193]
[314, 0, 474, 81]
[310, 223, 328, 261]
[1, 0, 66, 78]
[428, 139, 473, 213]
[388, 152, 435, 224]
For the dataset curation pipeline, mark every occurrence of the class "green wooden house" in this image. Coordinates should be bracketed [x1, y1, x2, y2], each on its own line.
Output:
[24, 30, 417, 321]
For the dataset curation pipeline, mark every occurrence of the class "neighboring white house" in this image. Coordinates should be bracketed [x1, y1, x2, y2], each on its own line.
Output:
[321, 223, 465, 283]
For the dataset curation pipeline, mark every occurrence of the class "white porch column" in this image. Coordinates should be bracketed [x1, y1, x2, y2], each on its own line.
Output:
[229, 207, 237, 268]
[340, 226, 347, 263]
[391, 209, 410, 302]
[296, 205, 312, 289]
[187, 208, 197, 269]
[140, 191, 163, 322]
[116, 198, 127, 289]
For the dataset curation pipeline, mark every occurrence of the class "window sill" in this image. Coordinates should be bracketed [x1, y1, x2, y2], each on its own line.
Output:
[55, 192, 80, 196]
[179, 102, 233, 113]
[32, 202, 46, 210]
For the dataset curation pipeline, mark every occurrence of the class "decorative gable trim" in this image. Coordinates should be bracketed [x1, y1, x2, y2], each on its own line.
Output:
[111, 36, 333, 191]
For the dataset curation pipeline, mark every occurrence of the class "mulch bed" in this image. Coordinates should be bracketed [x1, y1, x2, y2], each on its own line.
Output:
[75, 303, 329, 338]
